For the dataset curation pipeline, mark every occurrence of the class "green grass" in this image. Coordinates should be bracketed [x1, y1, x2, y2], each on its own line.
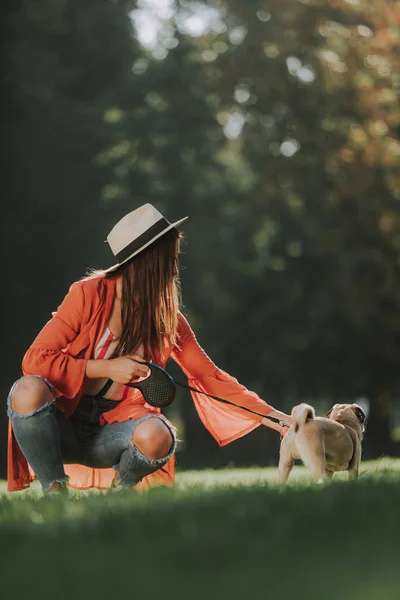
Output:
[1, 459, 400, 600]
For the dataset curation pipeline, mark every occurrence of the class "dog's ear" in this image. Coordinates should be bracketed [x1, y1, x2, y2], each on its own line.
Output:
[353, 405, 366, 424]
[324, 407, 333, 418]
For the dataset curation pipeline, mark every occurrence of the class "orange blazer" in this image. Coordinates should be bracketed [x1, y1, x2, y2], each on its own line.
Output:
[8, 276, 274, 491]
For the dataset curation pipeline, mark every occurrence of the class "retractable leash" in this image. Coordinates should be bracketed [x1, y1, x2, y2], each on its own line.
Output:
[124, 362, 290, 428]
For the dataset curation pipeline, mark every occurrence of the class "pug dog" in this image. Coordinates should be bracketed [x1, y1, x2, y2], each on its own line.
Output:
[278, 403, 366, 483]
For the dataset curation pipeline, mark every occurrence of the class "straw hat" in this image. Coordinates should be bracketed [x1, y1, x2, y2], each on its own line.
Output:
[104, 203, 188, 273]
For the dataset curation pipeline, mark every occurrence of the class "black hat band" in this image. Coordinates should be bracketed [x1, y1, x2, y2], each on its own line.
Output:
[115, 217, 170, 263]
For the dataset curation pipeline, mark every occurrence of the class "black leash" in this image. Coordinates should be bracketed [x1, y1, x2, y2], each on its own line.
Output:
[122, 362, 289, 428]
[175, 381, 287, 425]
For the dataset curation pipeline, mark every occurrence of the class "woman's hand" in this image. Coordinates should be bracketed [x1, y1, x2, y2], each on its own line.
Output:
[261, 410, 292, 437]
[107, 355, 150, 384]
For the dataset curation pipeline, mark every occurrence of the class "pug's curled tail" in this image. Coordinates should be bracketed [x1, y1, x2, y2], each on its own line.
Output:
[292, 404, 315, 433]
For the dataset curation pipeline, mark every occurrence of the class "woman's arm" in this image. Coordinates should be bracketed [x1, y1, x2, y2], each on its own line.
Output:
[171, 313, 291, 445]
[23, 279, 150, 397]
[22, 281, 88, 398]
[86, 356, 149, 382]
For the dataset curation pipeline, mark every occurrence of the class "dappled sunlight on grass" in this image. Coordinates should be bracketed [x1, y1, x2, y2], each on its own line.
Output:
[1, 458, 400, 498]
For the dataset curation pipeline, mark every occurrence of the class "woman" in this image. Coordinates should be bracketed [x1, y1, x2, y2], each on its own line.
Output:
[7, 204, 291, 494]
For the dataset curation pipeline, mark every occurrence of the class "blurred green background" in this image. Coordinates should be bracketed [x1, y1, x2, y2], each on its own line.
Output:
[1, 0, 399, 478]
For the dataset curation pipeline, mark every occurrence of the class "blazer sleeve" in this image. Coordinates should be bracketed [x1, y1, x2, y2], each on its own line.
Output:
[170, 313, 274, 447]
[22, 281, 88, 399]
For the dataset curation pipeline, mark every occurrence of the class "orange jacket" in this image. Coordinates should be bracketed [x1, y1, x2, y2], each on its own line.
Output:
[8, 276, 274, 491]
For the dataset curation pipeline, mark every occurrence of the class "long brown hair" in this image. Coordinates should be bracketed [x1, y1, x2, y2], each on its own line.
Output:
[87, 228, 182, 360]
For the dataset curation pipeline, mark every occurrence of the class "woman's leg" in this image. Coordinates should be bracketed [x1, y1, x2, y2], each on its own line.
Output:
[7, 376, 69, 493]
[80, 415, 177, 487]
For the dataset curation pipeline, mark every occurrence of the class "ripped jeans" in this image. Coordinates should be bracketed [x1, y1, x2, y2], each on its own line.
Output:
[7, 377, 176, 493]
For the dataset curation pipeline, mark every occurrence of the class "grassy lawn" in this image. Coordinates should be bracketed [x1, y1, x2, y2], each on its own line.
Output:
[1, 459, 399, 600]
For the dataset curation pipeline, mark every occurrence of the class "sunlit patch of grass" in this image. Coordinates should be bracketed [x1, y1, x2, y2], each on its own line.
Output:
[2, 458, 399, 497]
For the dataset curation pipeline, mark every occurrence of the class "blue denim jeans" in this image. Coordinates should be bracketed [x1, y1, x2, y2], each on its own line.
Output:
[7, 376, 176, 493]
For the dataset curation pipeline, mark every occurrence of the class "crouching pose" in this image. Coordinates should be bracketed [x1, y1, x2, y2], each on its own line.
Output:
[7, 204, 291, 494]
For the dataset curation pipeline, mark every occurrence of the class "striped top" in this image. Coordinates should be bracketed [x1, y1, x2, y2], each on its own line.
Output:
[89, 327, 144, 401]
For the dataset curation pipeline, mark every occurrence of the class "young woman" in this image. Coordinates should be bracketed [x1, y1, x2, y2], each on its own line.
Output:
[7, 204, 291, 494]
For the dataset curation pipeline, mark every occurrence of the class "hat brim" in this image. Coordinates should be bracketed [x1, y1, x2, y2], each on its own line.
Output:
[103, 216, 188, 274]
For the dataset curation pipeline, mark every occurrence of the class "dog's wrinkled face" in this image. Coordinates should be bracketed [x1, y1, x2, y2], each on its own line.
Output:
[325, 403, 366, 430]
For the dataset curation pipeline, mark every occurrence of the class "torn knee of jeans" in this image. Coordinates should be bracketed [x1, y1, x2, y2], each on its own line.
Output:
[132, 438, 172, 462]
[132, 434, 176, 467]
[113, 437, 176, 485]
[131, 416, 177, 461]
[7, 395, 55, 419]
